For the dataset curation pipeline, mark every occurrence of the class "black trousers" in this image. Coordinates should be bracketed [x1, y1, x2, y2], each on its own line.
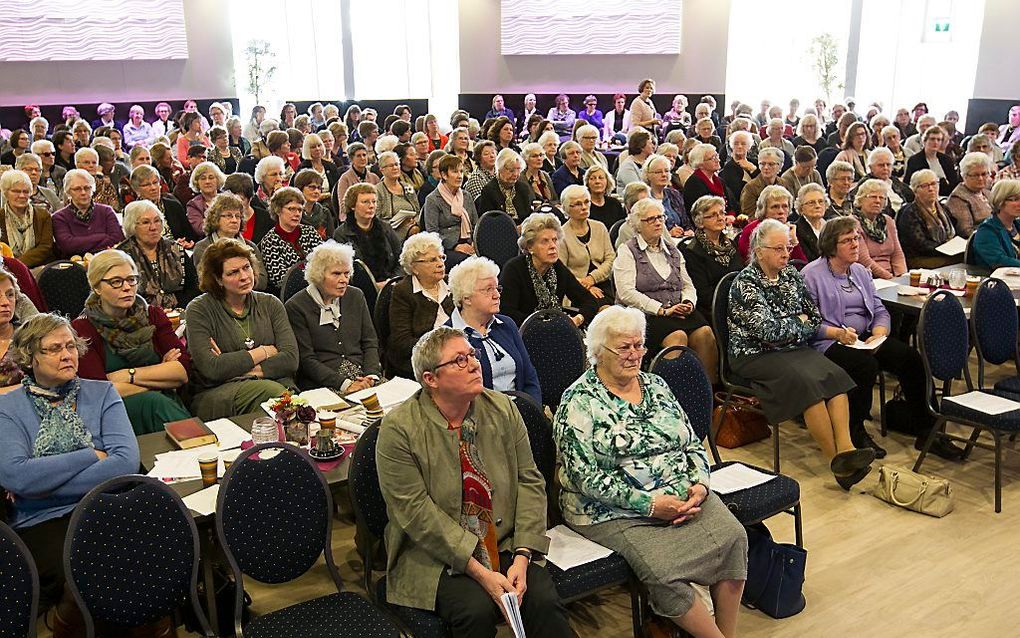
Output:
[824, 336, 929, 437]
[434, 552, 571, 638]
[16, 513, 72, 610]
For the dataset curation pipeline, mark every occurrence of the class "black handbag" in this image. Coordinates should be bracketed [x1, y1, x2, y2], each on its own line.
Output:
[742, 523, 807, 619]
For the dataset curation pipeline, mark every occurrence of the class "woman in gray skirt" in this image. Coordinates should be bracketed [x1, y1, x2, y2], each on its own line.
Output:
[727, 218, 875, 489]
[554, 305, 746, 638]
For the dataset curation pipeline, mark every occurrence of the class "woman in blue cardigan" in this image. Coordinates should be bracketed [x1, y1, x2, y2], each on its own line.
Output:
[445, 256, 542, 404]
[971, 179, 1020, 269]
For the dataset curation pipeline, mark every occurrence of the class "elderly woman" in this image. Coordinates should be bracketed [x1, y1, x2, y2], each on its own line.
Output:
[614, 198, 717, 376]
[444, 256, 541, 403]
[970, 179, 1020, 269]
[292, 168, 335, 240]
[616, 128, 656, 196]
[500, 213, 600, 329]
[52, 169, 125, 259]
[904, 125, 961, 197]
[0, 313, 139, 613]
[719, 131, 757, 209]
[227, 116, 252, 157]
[184, 161, 226, 236]
[537, 130, 561, 175]
[424, 155, 479, 261]
[377, 326, 569, 636]
[551, 141, 584, 197]
[553, 306, 746, 637]
[16, 152, 61, 215]
[258, 187, 323, 291]
[854, 179, 907, 279]
[285, 242, 381, 393]
[376, 150, 421, 238]
[584, 164, 625, 229]
[759, 118, 794, 160]
[519, 142, 557, 207]
[254, 155, 287, 205]
[0, 169, 54, 267]
[224, 172, 274, 245]
[476, 148, 530, 223]
[205, 125, 241, 176]
[739, 147, 784, 216]
[575, 123, 607, 171]
[333, 183, 402, 281]
[72, 250, 191, 435]
[445, 127, 475, 174]
[644, 153, 693, 236]
[186, 239, 297, 419]
[192, 193, 268, 290]
[794, 183, 830, 262]
[826, 160, 855, 218]
[944, 151, 994, 238]
[896, 169, 959, 268]
[802, 218, 962, 460]
[737, 185, 807, 263]
[729, 219, 872, 488]
[852, 146, 914, 216]
[116, 200, 199, 309]
[558, 185, 616, 303]
[128, 164, 197, 248]
[334, 142, 381, 219]
[73, 147, 119, 212]
[387, 233, 454, 378]
[881, 125, 907, 179]
[682, 195, 744, 320]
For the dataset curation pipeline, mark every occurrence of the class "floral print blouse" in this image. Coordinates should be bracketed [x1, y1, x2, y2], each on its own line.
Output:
[727, 262, 821, 358]
[553, 368, 710, 526]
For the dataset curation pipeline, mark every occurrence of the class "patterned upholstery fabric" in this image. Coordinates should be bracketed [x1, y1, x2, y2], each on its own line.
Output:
[940, 395, 1020, 431]
[0, 521, 37, 637]
[242, 591, 399, 638]
[280, 262, 307, 303]
[66, 478, 199, 627]
[710, 461, 801, 524]
[920, 291, 970, 383]
[38, 260, 90, 319]
[545, 553, 632, 602]
[375, 578, 451, 638]
[474, 211, 521, 269]
[352, 260, 378, 315]
[972, 278, 1018, 365]
[348, 423, 388, 540]
[520, 309, 586, 410]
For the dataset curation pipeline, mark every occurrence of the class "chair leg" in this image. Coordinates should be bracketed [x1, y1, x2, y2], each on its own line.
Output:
[708, 393, 732, 465]
[994, 433, 1003, 513]
[793, 502, 804, 548]
[878, 372, 887, 437]
[913, 418, 944, 472]
[629, 578, 645, 638]
[772, 423, 781, 474]
[962, 427, 982, 461]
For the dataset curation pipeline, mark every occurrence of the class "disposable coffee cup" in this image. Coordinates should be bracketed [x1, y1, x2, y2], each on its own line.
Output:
[198, 455, 218, 488]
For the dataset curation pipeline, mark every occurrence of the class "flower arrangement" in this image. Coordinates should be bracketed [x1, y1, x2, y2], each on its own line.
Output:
[270, 392, 317, 445]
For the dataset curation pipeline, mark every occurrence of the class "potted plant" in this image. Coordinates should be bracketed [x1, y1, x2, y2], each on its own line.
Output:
[270, 392, 317, 445]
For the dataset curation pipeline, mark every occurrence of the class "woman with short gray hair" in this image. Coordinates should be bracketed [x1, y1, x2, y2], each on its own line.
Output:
[684, 194, 744, 318]
[970, 179, 1020, 269]
[644, 154, 692, 236]
[736, 184, 807, 263]
[793, 183, 829, 262]
[285, 242, 381, 393]
[14, 152, 60, 215]
[559, 185, 616, 302]
[682, 142, 728, 215]
[388, 232, 453, 379]
[0, 169, 54, 267]
[896, 169, 958, 268]
[946, 151, 994, 238]
[52, 169, 125, 259]
[853, 179, 906, 279]
[739, 147, 783, 215]
[116, 200, 199, 309]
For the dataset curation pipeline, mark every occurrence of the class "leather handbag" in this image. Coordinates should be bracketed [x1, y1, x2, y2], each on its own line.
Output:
[871, 465, 954, 517]
[713, 392, 771, 449]
[742, 523, 807, 619]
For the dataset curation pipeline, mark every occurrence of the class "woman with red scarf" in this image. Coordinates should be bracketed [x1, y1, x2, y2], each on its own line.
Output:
[682, 143, 731, 213]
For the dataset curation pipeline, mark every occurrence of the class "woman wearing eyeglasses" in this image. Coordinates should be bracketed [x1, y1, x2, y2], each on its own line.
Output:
[192, 193, 269, 291]
[293, 168, 336, 240]
[945, 152, 994, 239]
[258, 187, 323, 293]
[802, 217, 963, 461]
[445, 256, 541, 403]
[853, 179, 907, 280]
[333, 183, 403, 282]
[116, 200, 200, 310]
[72, 250, 192, 435]
[682, 195, 744, 319]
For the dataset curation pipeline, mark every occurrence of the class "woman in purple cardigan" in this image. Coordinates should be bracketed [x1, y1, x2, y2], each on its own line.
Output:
[802, 216, 963, 461]
[52, 169, 125, 258]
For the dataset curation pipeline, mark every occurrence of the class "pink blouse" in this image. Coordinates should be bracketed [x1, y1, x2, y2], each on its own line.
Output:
[857, 213, 907, 279]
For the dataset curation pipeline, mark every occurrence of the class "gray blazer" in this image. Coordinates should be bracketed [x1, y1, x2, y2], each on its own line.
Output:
[423, 188, 478, 251]
[192, 234, 269, 291]
[284, 286, 382, 390]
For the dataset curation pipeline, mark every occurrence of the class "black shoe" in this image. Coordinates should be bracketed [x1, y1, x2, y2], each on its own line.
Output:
[853, 430, 887, 459]
[915, 436, 965, 461]
[830, 448, 876, 476]
[836, 465, 872, 491]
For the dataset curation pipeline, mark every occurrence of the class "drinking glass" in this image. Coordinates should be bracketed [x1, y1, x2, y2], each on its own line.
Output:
[948, 268, 967, 290]
[251, 417, 280, 445]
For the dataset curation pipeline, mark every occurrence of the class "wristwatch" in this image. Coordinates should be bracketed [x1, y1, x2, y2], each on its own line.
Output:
[513, 548, 533, 563]
[128, 368, 136, 384]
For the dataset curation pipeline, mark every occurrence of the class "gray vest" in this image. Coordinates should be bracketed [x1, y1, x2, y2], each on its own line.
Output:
[627, 238, 685, 306]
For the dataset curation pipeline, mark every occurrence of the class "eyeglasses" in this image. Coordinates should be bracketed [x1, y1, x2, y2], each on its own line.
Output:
[434, 349, 478, 371]
[761, 245, 793, 253]
[414, 255, 447, 264]
[602, 343, 647, 359]
[760, 161, 782, 168]
[220, 212, 243, 220]
[282, 204, 304, 214]
[837, 236, 860, 246]
[38, 151, 54, 157]
[641, 215, 666, 224]
[38, 341, 79, 357]
[477, 285, 503, 297]
[100, 275, 139, 289]
[304, 184, 323, 191]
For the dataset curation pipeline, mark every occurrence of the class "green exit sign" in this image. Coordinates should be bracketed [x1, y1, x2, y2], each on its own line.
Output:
[933, 19, 950, 33]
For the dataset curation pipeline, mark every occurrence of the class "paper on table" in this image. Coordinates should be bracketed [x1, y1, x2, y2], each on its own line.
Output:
[345, 377, 421, 409]
[206, 418, 250, 451]
[935, 236, 967, 256]
[872, 279, 898, 291]
[499, 592, 527, 638]
[182, 484, 220, 516]
[991, 267, 1020, 290]
[942, 391, 1020, 415]
[897, 285, 928, 296]
[709, 463, 778, 495]
[148, 444, 225, 481]
[847, 335, 887, 350]
[545, 525, 614, 571]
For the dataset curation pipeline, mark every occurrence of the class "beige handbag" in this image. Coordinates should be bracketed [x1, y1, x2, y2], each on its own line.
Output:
[871, 465, 954, 517]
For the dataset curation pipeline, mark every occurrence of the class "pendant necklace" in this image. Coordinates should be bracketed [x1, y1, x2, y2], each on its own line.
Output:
[229, 303, 257, 349]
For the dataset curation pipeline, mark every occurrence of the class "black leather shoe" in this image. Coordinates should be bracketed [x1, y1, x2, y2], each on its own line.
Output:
[857, 431, 887, 459]
[915, 436, 965, 461]
[836, 466, 872, 490]
[830, 448, 876, 476]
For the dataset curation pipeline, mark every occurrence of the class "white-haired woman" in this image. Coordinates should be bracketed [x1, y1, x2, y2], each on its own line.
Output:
[475, 148, 530, 224]
[375, 150, 421, 239]
[614, 199, 717, 378]
[896, 170, 959, 269]
[184, 161, 226, 237]
[553, 305, 747, 637]
[499, 213, 599, 328]
[52, 169, 125, 259]
[854, 146, 914, 215]
[826, 160, 856, 218]
[285, 242, 381, 393]
[853, 179, 906, 279]
[254, 154, 287, 205]
[576, 123, 607, 171]
[206, 125, 242, 175]
[645, 154, 693, 236]
[683, 195, 744, 318]
[74, 146, 119, 212]
[880, 125, 907, 179]
[793, 183, 829, 262]
[0, 169, 54, 267]
[29, 116, 49, 143]
[387, 232, 454, 378]
[559, 185, 616, 303]
[737, 184, 806, 263]
[584, 164, 625, 229]
[729, 219, 872, 488]
[719, 131, 756, 209]
[945, 152, 994, 238]
[444, 256, 541, 403]
[759, 118, 795, 159]
[538, 130, 561, 175]
[116, 200, 199, 309]
[970, 179, 1020, 269]
[296, 132, 341, 192]
[739, 147, 783, 215]
[520, 142, 557, 206]
[17, 151, 61, 214]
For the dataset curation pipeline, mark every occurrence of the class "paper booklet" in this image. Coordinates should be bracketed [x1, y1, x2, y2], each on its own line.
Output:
[935, 236, 967, 256]
[500, 592, 527, 637]
[847, 335, 887, 351]
[388, 209, 418, 229]
[942, 390, 1020, 415]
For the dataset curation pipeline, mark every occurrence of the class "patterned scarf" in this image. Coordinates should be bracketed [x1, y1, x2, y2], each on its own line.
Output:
[83, 293, 157, 365]
[73, 201, 94, 223]
[302, 202, 331, 239]
[527, 256, 559, 311]
[25, 376, 93, 458]
[499, 182, 517, 220]
[2, 202, 35, 257]
[454, 418, 500, 571]
[123, 236, 186, 309]
[855, 210, 887, 244]
[695, 228, 736, 266]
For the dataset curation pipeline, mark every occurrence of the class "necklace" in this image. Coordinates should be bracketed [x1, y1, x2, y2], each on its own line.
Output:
[227, 302, 256, 349]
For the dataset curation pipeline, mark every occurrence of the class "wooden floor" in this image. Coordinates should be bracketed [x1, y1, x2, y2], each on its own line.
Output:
[38, 361, 1020, 638]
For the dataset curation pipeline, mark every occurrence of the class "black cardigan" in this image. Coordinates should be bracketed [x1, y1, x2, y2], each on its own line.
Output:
[386, 276, 456, 378]
[719, 160, 756, 212]
[162, 196, 200, 243]
[475, 177, 532, 223]
[681, 238, 745, 318]
[904, 152, 960, 197]
[498, 254, 599, 328]
[794, 217, 824, 263]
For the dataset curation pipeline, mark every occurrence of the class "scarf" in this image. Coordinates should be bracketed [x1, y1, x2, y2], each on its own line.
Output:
[83, 293, 158, 365]
[25, 376, 93, 458]
[72, 201, 94, 223]
[306, 284, 363, 383]
[695, 229, 736, 267]
[528, 171, 551, 201]
[855, 210, 888, 244]
[3, 202, 35, 258]
[302, 203, 331, 239]
[347, 217, 394, 278]
[438, 182, 472, 240]
[124, 236, 186, 309]
[527, 256, 559, 311]
[499, 182, 518, 221]
[694, 169, 727, 197]
[454, 417, 500, 571]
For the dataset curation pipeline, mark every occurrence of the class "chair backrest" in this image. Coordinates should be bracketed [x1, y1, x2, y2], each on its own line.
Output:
[374, 276, 400, 361]
[711, 271, 739, 385]
[918, 289, 970, 385]
[473, 211, 521, 269]
[971, 277, 1019, 386]
[348, 422, 388, 542]
[609, 219, 626, 246]
[506, 390, 559, 527]
[520, 309, 586, 410]
[64, 475, 210, 634]
[279, 260, 307, 303]
[353, 259, 379, 315]
[0, 521, 38, 638]
[963, 233, 978, 266]
[37, 260, 90, 318]
[650, 346, 713, 443]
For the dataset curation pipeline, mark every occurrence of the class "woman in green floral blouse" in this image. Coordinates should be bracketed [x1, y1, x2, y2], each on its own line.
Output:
[553, 305, 746, 638]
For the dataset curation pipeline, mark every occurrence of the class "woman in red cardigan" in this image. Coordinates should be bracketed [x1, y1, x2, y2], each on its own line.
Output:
[72, 249, 192, 434]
